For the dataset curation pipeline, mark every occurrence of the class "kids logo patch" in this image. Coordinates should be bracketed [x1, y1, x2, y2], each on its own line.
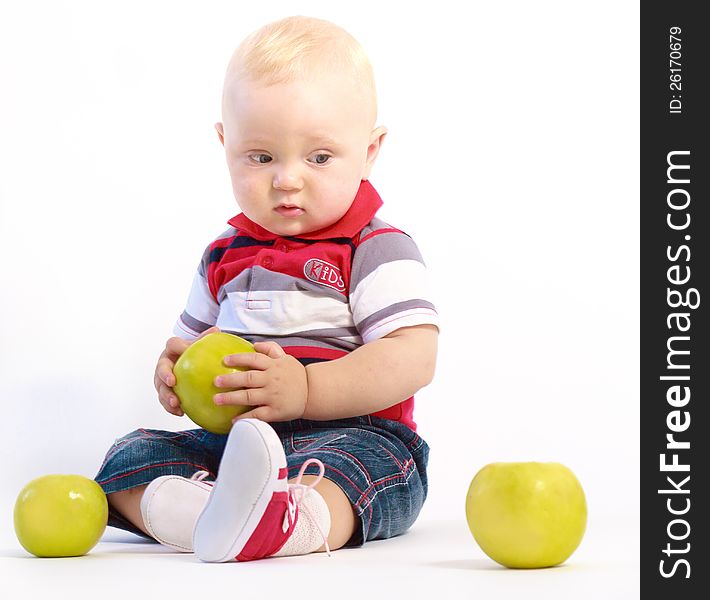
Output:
[304, 258, 346, 292]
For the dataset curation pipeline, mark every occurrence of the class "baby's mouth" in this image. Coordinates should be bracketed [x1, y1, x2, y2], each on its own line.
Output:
[275, 205, 305, 217]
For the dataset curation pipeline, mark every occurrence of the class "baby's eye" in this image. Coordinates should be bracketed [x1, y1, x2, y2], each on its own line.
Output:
[309, 153, 332, 165]
[249, 154, 272, 164]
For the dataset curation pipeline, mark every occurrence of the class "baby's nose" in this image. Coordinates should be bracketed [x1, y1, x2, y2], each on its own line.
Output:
[272, 166, 303, 191]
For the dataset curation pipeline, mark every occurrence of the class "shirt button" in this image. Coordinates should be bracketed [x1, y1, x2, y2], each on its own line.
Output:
[262, 256, 273, 268]
[279, 244, 289, 252]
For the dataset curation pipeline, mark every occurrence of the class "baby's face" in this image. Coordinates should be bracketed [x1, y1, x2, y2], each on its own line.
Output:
[217, 73, 384, 237]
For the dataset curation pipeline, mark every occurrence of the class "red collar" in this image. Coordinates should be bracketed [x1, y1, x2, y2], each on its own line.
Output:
[227, 180, 383, 241]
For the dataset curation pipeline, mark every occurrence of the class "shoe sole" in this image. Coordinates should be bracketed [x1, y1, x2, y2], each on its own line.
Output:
[193, 419, 286, 562]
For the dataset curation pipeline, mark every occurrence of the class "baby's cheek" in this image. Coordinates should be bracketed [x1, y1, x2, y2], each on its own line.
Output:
[231, 172, 264, 205]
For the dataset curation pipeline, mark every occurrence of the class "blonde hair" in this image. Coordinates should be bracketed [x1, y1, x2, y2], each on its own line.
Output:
[223, 16, 377, 120]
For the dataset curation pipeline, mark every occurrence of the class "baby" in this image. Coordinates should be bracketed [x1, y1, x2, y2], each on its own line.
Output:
[95, 15, 439, 561]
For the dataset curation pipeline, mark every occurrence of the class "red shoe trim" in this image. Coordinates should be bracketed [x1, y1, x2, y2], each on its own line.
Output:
[235, 491, 298, 561]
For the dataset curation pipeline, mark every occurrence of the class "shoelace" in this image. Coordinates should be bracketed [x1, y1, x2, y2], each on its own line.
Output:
[285, 458, 331, 556]
[190, 471, 212, 484]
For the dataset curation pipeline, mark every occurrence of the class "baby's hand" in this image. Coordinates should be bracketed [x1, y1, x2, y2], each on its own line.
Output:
[154, 326, 220, 416]
[213, 341, 308, 423]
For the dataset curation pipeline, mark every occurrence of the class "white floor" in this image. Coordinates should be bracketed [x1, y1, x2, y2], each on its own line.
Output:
[1, 507, 639, 600]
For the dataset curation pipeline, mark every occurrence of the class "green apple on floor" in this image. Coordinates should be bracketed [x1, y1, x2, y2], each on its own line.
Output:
[173, 332, 255, 434]
[465, 462, 587, 569]
[14, 474, 108, 557]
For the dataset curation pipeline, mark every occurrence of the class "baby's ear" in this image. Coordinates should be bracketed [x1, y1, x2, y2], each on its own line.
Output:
[215, 122, 225, 146]
[363, 126, 388, 180]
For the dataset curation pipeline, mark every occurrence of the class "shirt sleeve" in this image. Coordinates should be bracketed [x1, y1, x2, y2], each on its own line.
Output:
[173, 244, 220, 340]
[349, 228, 439, 344]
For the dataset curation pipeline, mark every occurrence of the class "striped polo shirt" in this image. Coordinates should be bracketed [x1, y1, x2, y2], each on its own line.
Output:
[174, 180, 438, 430]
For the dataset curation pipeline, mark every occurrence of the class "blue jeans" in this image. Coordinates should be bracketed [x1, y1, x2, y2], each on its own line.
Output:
[95, 416, 429, 547]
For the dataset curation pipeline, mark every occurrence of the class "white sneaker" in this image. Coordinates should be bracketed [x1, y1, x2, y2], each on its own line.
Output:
[193, 418, 330, 562]
[140, 471, 213, 552]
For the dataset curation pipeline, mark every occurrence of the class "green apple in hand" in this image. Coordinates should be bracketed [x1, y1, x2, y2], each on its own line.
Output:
[465, 462, 587, 568]
[14, 474, 108, 557]
[173, 332, 255, 434]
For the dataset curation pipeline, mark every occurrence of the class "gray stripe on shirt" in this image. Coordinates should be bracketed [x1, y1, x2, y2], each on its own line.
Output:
[350, 230, 425, 292]
[355, 299, 437, 335]
[217, 267, 347, 304]
[222, 332, 361, 353]
[179, 311, 213, 334]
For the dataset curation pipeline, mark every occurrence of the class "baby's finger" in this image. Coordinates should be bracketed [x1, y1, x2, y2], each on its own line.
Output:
[165, 327, 219, 360]
[252, 341, 287, 359]
[159, 383, 184, 416]
[232, 406, 271, 423]
[214, 370, 266, 390]
[157, 385, 173, 412]
[223, 351, 271, 371]
[214, 387, 263, 407]
[196, 326, 221, 339]
[165, 336, 190, 359]
[156, 356, 176, 387]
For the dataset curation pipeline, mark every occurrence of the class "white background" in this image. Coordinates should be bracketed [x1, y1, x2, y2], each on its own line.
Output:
[0, 1, 639, 597]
